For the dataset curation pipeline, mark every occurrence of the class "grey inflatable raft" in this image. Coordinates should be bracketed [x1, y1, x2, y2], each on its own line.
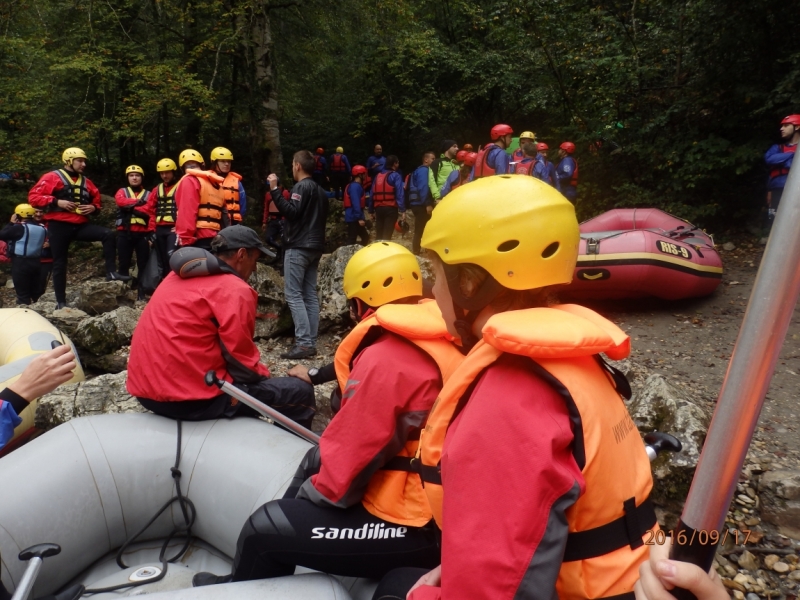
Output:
[0, 414, 378, 599]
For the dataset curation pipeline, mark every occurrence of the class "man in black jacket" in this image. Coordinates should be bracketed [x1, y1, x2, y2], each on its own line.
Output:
[267, 151, 329, 359]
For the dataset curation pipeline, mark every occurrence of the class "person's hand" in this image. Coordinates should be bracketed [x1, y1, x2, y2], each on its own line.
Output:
[634, 538, 728, 600]
[9, 213, 19, 223]
[57, 199, 77, 212]
[77, 204, 96, 215]
[287, 364, 312, 385]
[267, 174, 279, 191]
[399, 212, 407, 222]
[7, 344, 77, 402]
[426, 205, 433, 215]
[43, 240, 50, 248]
[358, 219, 366, 227]
[407, 565, 441, 598]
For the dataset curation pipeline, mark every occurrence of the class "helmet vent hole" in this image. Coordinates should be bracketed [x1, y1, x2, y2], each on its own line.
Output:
[542, 242, 560, 258]
[497, 240, 519, 253]
[381, 242, 389, 246]
[383, 277, 393, 288]
[361, 281, 370, 289]
[412, 272, 419, 280]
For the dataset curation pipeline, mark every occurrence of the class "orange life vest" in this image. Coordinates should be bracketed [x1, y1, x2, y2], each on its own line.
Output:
[334, 300, 463, 527]
[220, 171, 243, 223]
[418, 304, 655, 600]
[186, 169, 226, 231]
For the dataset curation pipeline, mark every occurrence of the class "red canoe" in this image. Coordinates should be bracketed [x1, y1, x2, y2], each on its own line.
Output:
[565, 208, 723, 300]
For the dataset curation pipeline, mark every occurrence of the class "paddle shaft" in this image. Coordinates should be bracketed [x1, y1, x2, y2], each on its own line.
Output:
[205, 373, 320, 445]
[669, 161, 800, 593]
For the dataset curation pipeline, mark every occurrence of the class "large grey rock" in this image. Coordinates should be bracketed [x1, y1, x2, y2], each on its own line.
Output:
[628, 374, 712, 525]
[35, 370, 143, 430]
[73, 306, 140, 355]
[317, 245, 362, 327]
[759, 470, 800, 540]
[74, 280, 131, 315]
[325, 197, 348, 252]
[250, 263, 294, 338]
[49, 307, 89, 336]
[27, 300, 58, 319]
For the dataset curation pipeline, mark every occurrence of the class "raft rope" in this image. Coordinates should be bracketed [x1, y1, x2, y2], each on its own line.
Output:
[82, 420, 197, 595]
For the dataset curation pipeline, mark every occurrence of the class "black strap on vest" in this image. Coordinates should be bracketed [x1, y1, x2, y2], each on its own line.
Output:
[381, 456, 442, 485]
[562, 496, 656, 562]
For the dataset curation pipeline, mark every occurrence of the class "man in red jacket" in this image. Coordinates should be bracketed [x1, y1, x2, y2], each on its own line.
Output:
[126, 225, 315, 425]
[28, 147, 128, 309]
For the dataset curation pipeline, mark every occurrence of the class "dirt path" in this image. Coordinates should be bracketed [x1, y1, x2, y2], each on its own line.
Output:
[584, 239, 800, 461]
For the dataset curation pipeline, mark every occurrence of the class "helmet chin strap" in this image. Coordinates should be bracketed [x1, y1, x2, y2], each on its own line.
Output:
[442, 263, 503, 353]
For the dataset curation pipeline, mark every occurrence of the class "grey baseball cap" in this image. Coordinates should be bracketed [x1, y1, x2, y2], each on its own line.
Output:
[211, 225, 276, 258]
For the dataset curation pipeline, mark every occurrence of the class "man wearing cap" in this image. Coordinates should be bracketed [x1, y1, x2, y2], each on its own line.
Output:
[764, 115, 800, 232]
[127, 225, 316, 426]
[427, 140, 459, 202]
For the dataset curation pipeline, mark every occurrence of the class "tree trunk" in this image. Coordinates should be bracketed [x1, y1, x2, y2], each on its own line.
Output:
[241, 2, 284, 184]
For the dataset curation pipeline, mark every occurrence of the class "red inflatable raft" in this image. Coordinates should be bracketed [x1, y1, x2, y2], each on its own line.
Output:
[565, 208, 723, 300]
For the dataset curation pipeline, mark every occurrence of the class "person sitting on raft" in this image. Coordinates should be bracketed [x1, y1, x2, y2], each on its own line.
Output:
[125, 225, 316, 427]
[192, 241, 463, 587]
[374, 175, 654, 600]
[1, 344, 77, 451]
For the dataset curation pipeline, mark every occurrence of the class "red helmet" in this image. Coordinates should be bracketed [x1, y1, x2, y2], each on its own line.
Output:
[463, 152, 478, 167]
[456, 150, 468, 162]
[351, 165, 367, 177]
[462, 143, 474, 151]
[315, 147, 324, 155]
[490, 124, 513, 140]
[560, 141, 576, 154]
[781, 115, 800, 127]
[536, 142, 549, 151]
[394, 220, 410, 235]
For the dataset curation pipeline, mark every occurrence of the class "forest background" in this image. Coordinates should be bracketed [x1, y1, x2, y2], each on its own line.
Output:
[1, 0, 799, 231]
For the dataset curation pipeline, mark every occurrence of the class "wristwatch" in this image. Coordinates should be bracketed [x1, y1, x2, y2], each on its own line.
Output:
[308, 368, 319, 378]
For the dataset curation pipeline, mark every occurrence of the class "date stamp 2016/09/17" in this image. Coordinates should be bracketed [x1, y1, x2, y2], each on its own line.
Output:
[645, 529, 752, 546]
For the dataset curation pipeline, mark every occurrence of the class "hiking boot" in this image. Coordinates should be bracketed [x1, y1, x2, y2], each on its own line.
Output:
[106, 272, 132, 282]
[192, 572, 232, 587]
[280, 346, 317, 359]
[56, 302, 68, 310]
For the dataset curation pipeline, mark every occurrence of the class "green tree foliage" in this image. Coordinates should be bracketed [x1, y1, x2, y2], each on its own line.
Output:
[1, 0, 799, 228]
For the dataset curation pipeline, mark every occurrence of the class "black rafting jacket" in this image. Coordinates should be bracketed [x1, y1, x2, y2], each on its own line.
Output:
[271, 178, 328, 251]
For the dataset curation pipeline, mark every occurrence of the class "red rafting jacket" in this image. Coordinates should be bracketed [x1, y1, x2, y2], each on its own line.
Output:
[409, 355, 585, 600]
[114, 187, 157, 233]
[297, 333, 441, 513]
[28, 170, 102, 225]
[262, 188, 290, 227]
[126, 271, 270, 402]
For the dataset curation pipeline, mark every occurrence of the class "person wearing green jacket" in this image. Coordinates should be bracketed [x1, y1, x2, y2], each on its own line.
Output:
[427, 140, 459, 201]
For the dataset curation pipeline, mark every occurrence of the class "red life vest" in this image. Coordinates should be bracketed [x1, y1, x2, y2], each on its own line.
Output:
[514, 159, 535, 176]
[770, 144, 797, 179]
[372, 172, 397, 207]
[511, 148, 525, 162]
[343, 183, 356, 209]
[330, 153, 346, 172]
[314, 155, 325, 173]
[473, 143, 498, 178]
[571, 158, 579, 187]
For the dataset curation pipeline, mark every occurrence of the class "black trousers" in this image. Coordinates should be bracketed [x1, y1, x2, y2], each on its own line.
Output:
[191, 237, 214, 250]
[155, 226, 176, 279]
[330, 173, 349, 200]
[410, 206, 431, 255]
[372, 567, 430, 600]
[47, 220, 116, 304]
[137, 376, 316, 429]
[231, 498, 440, 581]
[38, 260, 53, 298]
[373, 206, 398, 241]
[347, 221, 370, 246]
[11, 256, 42, 304]
[265, 219, 284, 267]
[117, 231, 150, 277]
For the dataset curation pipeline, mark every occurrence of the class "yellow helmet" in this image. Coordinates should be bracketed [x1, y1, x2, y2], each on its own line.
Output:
[210, 147, 234, 161]
[179, 149, 204, 167]
[421, 175, 579, 291]
[62, 147, 87, 166]
[15, 204, 35, 219]
[157, 158, 178, 172]
[343, 241, 423, 307]
[125, 165, 144, 176]
[519, 131, 536, 141]
[336, 146, 344, 153]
